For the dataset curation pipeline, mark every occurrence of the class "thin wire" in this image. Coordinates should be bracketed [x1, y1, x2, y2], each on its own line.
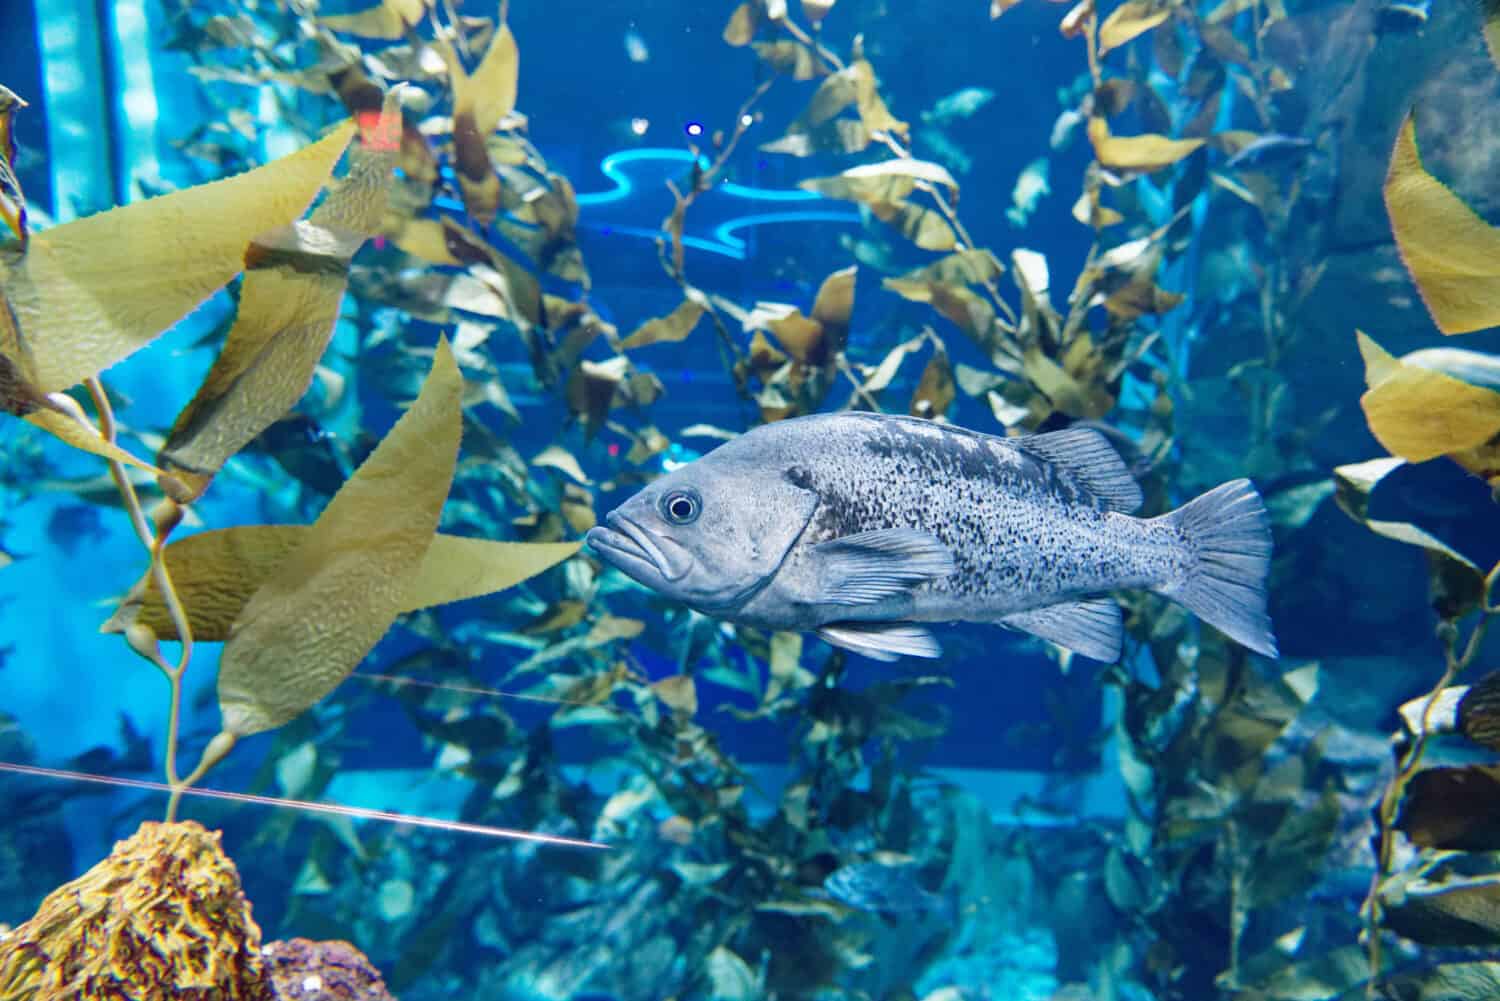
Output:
[351, 671, 606, 707]
[0, 761, 609, 850]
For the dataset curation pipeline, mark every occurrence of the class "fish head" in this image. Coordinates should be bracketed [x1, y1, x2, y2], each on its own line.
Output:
[585, 445, 818, 614]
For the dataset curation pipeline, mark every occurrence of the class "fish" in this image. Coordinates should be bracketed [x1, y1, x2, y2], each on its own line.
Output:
[921, 87, 996, 125]
[1006, 156, 1050, 228]
[823, 859, 952, 923]
[1223, 133, 1315, 170]
[586, 413, 1277, 663]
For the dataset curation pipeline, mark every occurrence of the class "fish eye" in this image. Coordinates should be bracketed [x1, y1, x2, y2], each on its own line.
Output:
[660, 489, 701, 524]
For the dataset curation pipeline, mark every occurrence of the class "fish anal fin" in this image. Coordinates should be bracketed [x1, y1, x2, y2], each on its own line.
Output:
[817, 621, 942, 661]
[1001, 597, 1122, 662]
[812, 528, 955, 605]
[1016, 427, 1143, 513]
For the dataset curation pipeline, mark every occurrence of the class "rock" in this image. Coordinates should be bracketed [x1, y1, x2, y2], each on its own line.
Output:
[0, 820, 273, 1001]
[262, 938, 399, 1001]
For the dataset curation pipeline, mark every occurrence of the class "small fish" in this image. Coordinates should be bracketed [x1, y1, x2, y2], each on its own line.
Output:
[46, 503, 106, 556]
[587, 413, 1277, 662]
[1006, 156, 1050, 228]
[623, 27, 649, 63]
[824, 859, 950, 922]
[921, 87, 996, 125]
[1224, 133, 1315, 170]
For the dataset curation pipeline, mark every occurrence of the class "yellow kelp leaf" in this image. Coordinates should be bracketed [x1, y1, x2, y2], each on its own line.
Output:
[215, 339, 461, 738]
[157, 100, 399, 502]
[319, 0, 429, 39]
[1024, 345, 1113, 418]
[619, 292, 708, 350]
[533, 444, 592, 485]
[873, 201, 957, 251]
[800, 158, 958, 205]
[1357, 331, 1500, 465]
[882, 278, 995, 342]
[1384, 115, 1500, 335]
[105, 526, 577, 642]
[754, 41, 821, 81]
[455, 23, 519, 139]
[723, 2, 759, 45]
[442, 24, 519, 224]
[896, 249, 1004, 286]
[25, 409, 167, 478]
[786, 59, 907, 140]
[851, 60, 908, 141]
[811, 265, 857, 330]
[0, 122, 355, 394]
[654, 675, 698, 717]
[910, 349, 955, 419]
[384, 216, 461, 266]
[1485, 0, 1500, 72]
[1087, 117, 1203, 171]
[1099, 1, 1170, 56]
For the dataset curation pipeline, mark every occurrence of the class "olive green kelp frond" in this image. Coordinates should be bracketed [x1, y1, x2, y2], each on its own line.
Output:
[157, 93, 402, 503]
[0, 122, 354, 394]
[1384, 114, 1500, 335]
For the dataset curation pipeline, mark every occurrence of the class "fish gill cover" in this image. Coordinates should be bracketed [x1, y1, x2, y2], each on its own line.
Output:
[0, 0, 1498, 999]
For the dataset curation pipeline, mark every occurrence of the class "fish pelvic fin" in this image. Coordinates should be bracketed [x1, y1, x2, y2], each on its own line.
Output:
[1001, 597, 1123, 662]
[1156, 478, 1279, 658]
[817, 621, 942, 661]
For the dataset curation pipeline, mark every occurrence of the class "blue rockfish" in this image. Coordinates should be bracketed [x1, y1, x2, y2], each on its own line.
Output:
[585, 413, 1277, 662]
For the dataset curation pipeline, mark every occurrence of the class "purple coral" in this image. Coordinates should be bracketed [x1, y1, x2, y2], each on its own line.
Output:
[261, 938, 398, 1001]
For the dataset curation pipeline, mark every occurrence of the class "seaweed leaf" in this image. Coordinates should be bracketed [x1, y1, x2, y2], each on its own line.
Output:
[0, 122, 355, 393]
[1098, 1, 1170, 56]
[214, 338, 462, 737]
[158, 95, 401, 502]
[1087, 116, 1203, 171]
[319, 0, 430, 39]
[104, 526, 578, 642]
[1356, 331, 1500, 480]
[1384, 114, 1500, 335]
[619, 291, 708, 350]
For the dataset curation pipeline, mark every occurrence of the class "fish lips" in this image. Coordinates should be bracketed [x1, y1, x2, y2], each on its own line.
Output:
[585, 512, 692, 586]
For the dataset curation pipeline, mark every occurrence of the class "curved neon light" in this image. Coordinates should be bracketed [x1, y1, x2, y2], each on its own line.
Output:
[416, 149, 864, 261]
[711, 210, 864, 255]
[573, 147, 827, 207]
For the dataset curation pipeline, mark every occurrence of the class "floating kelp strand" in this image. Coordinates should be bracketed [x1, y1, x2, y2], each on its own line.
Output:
[0, 761, 609, 849]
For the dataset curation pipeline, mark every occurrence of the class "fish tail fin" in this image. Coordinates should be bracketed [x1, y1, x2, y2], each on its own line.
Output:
[1155, 478, 1278, 658]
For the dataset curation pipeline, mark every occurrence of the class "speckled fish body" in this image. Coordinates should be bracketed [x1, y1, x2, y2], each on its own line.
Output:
[586, 412, 1277, 663]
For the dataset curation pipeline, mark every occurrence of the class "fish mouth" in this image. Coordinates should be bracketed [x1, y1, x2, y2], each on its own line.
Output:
[585, 512, 690, 584]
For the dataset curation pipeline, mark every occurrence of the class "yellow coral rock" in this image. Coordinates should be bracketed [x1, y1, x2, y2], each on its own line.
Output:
[0, 820, 271, 1001]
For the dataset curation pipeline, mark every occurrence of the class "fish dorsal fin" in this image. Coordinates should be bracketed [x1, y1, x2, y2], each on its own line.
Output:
[1001, 598, 1123, 662]
[817, 621, 942, 661]
[812, 528, 956, 605]
[1015, 427, 1143, 513]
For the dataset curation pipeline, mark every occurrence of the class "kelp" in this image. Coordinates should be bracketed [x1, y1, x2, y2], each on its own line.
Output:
[0, 83, 576, 823]
[6, 0, 1492, 997]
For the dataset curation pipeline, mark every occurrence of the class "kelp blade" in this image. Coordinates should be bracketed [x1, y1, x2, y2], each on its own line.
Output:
[0, 123, 354, 393]
[215, 338, 462, 737]
[104, 527, 579, 642]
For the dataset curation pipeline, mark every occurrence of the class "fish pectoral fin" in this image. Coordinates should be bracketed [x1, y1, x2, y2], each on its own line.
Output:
[1015, 427, 1143, 513]
[817, 621, 943, 661]
[1001, 598, 1122, 662]
[812, 528, 956, 605]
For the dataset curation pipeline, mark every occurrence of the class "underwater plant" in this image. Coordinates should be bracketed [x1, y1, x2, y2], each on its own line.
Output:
[0, 80, 579, 823]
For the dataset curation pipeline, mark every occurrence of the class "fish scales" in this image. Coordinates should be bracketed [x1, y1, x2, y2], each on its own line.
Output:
[586, 411, 1277, 662]
[777, 414, 1186, 614]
